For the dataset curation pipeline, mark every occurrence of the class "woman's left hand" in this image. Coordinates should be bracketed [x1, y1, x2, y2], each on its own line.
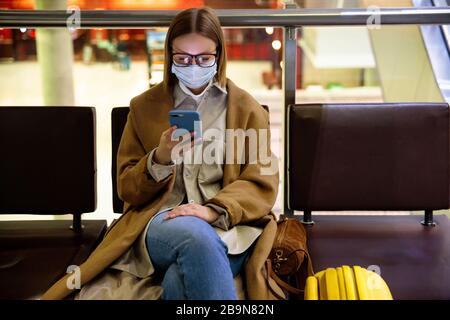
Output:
[164, 203, 220, 223]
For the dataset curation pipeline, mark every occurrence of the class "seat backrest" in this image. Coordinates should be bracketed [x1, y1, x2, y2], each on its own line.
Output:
[111, 104, 270, 214]
[111, 107, 130, 213]
[0, 107, 97, 215]
[288, 103, 450, 211]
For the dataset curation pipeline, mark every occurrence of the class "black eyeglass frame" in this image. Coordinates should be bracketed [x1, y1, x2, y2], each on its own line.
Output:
[171, 52, 218, 68]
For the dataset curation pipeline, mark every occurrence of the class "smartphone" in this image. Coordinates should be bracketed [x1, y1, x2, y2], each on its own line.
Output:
[169, 110, 202, 141]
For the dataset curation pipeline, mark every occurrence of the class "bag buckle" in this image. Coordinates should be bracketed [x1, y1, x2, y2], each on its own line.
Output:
[275, 249, 288, 262]
[274, 250, 288, 272]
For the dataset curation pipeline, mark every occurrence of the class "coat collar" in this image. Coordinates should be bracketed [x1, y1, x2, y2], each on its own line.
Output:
[146, 77, 242, 130]
[173, 79, 228, 109]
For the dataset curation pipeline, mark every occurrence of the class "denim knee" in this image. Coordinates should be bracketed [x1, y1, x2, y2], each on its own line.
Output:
[181, 221, 228, 255]
[146, 213, 229, 268]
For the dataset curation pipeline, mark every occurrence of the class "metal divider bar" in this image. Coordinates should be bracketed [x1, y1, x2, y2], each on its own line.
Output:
[0, 8, 449, 28]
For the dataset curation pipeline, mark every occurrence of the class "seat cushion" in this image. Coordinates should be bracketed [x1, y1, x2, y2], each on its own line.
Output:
[305, 214, 450, 299]
[0, 219, 107, 299]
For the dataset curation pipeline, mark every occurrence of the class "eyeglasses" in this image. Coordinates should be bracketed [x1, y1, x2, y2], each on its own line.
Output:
[172, 52, 217, 68]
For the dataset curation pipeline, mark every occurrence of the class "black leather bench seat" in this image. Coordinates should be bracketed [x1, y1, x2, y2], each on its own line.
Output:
[0, 106, 107, 300]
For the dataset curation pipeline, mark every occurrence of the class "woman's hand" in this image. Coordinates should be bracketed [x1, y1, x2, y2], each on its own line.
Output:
[154, 126, 199, 165]
[163, 203, 220, 223]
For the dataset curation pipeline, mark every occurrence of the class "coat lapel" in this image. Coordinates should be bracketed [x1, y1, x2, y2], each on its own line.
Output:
[223, 79, 244, 186]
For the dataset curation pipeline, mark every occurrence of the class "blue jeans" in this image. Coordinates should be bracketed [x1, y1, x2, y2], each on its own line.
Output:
[145, 209, 251, 300]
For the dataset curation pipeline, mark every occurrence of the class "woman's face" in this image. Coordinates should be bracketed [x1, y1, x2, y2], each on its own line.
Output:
[171, 33, 217, 63]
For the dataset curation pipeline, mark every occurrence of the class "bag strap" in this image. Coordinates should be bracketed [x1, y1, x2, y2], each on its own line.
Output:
[266, 251, 315, 299]
[266, 259, 303, 298]
[305, 250, 315, 277]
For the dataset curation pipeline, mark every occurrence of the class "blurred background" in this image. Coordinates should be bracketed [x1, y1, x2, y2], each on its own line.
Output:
[0, 0, 449, 223]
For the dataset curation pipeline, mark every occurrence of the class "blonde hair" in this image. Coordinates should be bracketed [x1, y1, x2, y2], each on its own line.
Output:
[163, 7, 227, 91]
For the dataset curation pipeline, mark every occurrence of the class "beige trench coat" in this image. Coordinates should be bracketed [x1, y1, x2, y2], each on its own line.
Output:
[41, 78, 286, 300]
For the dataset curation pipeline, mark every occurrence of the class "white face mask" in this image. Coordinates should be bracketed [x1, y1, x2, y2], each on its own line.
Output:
[171, 63, 217, 89]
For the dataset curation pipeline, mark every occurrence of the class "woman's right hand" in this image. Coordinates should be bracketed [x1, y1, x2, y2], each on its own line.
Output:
[153, 126, 199, 165]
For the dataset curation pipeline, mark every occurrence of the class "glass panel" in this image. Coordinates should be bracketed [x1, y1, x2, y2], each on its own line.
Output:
[297, 26, 383, 105]
[0, 26, 284, 221]
[0, 24, 449, 220]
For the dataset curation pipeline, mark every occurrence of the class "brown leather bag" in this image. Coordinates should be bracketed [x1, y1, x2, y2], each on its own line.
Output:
[266, 215, 314, 300]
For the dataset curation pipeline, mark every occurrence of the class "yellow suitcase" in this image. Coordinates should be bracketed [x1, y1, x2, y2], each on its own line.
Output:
[304, 266, 393, 300]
